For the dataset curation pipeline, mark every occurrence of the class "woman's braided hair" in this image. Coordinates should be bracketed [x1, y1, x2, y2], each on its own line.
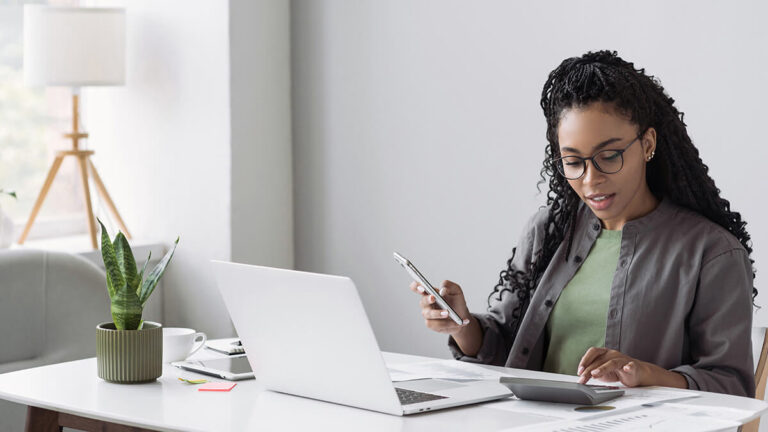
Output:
[487, 50, 757, 326]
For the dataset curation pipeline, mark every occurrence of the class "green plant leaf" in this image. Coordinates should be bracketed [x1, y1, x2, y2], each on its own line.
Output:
[139, 237, 179, 306]
[98, 219, 125, 296]
[137, 251, 152, 295]
[106, 270, 116, 299]
[110, 283, 143, 330]
[113, 232, 138, 291]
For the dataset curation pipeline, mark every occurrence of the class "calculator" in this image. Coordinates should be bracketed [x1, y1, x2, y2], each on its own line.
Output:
[499, 377, 625, 405]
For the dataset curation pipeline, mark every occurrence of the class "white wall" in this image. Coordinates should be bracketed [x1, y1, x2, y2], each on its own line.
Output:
[86, 0, 234, 337]
[85, 0, 293, 338]
[291, 0, 768, 360]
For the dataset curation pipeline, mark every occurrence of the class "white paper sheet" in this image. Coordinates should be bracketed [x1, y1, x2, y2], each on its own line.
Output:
[503, 404, 741, 432]
[387, 359, 515, 382]
[655, 402, 754, 422]
[386, 367, 432, 382]
[486, 386, 698, 420]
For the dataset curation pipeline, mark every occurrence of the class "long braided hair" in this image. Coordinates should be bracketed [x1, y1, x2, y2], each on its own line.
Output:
[488, 50, 757, 328]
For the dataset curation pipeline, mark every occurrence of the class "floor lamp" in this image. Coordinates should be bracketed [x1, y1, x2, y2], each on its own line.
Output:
[19, 6, 130, 249]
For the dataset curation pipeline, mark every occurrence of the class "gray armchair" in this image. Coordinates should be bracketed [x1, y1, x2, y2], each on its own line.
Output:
[0, 249, 111, 431]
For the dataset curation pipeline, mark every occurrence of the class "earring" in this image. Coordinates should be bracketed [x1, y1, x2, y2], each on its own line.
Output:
[646, 150, 655, 162]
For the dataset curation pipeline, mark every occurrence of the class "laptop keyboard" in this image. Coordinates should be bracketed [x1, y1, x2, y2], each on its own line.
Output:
[395, 387, 448, 405]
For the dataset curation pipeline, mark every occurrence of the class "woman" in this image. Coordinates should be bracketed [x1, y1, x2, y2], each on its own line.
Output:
[411, 50, 757, 397]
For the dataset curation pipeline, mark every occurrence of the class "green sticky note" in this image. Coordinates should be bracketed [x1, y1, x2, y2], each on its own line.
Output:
[178, 377, 208, 384]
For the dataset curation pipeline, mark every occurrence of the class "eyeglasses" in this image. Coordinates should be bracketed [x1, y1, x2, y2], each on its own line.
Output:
[553, 134, 643, 180]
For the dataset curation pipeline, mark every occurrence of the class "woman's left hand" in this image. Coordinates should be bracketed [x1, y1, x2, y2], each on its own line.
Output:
[576, 347, 688, 389]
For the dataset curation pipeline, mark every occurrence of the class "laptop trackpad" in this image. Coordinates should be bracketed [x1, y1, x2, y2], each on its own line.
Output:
[396, 379, 468, 393]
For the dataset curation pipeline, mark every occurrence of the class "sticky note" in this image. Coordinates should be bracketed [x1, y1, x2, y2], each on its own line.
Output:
[178, 377, 208, 384]
[198, 382, 237, 392]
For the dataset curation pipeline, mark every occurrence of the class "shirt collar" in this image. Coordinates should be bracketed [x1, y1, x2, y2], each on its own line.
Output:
[580, 195, 677, 235]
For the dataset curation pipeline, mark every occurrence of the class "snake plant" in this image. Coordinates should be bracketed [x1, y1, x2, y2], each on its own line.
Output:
[98, 219, 179, 330]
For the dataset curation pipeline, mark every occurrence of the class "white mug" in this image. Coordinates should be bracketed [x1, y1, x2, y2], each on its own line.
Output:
[162, 327, 207, 363]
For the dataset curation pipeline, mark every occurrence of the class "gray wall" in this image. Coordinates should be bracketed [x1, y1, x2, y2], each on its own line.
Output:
[230, 0, 294, 269]
[291, 0, 768, 359]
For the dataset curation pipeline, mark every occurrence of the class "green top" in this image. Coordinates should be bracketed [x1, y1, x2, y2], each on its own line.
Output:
[542, 228, 622, 376]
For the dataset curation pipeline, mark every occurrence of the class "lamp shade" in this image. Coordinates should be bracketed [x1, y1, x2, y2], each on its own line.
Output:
[23, 5, 125, 87]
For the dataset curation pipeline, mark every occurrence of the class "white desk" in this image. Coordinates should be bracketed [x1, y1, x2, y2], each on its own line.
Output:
[0, 348, 766, 432]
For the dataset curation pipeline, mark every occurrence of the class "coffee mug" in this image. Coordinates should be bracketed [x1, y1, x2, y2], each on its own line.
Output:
[162, 327, 207, 363]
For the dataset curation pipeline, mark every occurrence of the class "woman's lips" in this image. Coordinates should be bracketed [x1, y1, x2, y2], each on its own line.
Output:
[587, 193, 616, 210]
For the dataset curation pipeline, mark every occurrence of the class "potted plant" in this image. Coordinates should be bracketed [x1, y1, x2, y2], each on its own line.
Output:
[0, 189, 16, 248]
[96, 220, 179, 383]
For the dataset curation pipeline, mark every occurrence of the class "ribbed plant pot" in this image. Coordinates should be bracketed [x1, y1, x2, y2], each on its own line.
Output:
[96, 321, 163, 383]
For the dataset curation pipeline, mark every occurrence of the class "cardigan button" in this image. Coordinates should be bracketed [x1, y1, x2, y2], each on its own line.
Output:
[544, 299, 553, 307]
[592, 223, 600, 231]
[522, 347, 530, 355]
[574, 255, 583, 263]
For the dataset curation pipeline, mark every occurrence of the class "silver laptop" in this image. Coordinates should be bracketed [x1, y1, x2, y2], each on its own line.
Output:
[213, 261, 512, 416]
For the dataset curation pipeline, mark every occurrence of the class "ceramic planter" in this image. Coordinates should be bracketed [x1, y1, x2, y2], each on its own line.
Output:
[96, 321, 163, 383]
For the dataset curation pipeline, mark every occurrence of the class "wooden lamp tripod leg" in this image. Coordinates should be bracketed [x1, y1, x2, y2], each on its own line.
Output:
[75, 154, 98, 249]
[17, 154, 66, 245]
[87, 158, 131, 239]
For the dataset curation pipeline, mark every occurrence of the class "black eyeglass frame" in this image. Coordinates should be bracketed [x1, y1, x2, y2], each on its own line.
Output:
[552, 131, 646, 180]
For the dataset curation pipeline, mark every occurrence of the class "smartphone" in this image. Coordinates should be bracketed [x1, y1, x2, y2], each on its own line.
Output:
[172, 355, 255, 381]
[393, 251, 464, 325]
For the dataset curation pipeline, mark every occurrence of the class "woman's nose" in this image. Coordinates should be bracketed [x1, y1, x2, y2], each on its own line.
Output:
[582, 160, 605, 184]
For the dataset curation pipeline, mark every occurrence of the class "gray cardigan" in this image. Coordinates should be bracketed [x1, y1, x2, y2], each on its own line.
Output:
[449, 197, 756, 397]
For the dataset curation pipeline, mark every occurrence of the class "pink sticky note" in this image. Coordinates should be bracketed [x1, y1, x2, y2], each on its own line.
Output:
[198, 382, 237, 392]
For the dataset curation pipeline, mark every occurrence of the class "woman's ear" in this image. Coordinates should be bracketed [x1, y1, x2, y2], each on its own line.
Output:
[643, 127, 657, 161]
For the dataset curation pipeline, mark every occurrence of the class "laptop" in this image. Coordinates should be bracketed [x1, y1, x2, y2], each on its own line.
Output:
[213, 261, 513, 416]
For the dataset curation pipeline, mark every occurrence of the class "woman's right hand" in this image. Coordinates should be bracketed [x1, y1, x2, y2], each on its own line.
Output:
[409, 279, 471, 336]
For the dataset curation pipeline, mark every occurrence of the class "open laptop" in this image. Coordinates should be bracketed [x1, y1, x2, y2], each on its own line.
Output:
[213, 261, 513, 416]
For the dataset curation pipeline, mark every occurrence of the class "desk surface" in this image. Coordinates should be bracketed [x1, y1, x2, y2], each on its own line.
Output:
[0, 348, 766, 432]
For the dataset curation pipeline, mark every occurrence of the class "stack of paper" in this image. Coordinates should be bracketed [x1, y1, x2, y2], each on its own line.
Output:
[503, 404, 746, 431]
